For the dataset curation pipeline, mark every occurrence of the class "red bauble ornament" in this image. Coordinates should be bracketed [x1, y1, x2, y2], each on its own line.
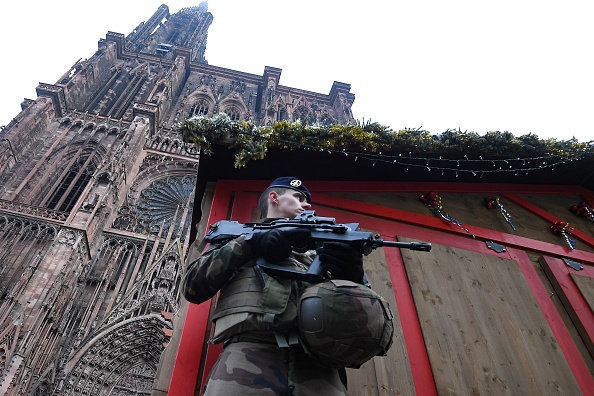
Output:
[485, 196, 498, 209]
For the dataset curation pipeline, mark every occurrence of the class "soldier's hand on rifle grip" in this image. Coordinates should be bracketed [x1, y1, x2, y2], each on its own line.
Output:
[247, 228, 310, 262]
[316, 242, 364, 284]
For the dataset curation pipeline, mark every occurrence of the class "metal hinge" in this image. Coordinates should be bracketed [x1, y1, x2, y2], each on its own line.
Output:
[486, 241, 506, 253]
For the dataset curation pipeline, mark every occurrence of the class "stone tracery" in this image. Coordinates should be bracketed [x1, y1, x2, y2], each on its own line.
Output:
[0, 2, 355, 394]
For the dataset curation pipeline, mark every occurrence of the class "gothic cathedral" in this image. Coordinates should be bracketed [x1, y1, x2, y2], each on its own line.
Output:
[0, 3, 355, 395]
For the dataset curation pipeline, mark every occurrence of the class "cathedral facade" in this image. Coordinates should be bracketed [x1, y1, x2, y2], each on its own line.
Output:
[0, 3, 355, 395]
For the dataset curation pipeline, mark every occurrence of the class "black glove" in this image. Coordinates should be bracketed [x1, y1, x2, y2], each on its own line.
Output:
[248, 228, 310, 262]
[316, 242, 364, 284]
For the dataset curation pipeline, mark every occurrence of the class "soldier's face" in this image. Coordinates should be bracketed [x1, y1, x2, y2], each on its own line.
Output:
[273, 190, 311, 218]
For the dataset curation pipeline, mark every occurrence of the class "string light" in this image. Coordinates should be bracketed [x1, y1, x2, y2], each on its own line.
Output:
[305, 148, 586, 177]
[319, 147, 582, 177]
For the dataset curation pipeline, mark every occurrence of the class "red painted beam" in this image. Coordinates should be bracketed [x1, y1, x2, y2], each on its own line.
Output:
[539, 256, 594, 355]
[384, 247, 438, 396]
[503, 193, 594, 249]
[508, 250, 594, 395]
[169, 182, 234, 395]
[231, 191, 261, 223]
[313, 192, 594, 265]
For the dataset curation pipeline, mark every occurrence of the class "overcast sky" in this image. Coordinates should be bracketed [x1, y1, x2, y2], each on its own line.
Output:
[2, 1, 592, 142]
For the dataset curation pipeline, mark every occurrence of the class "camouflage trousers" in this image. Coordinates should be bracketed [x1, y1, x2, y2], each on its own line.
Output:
[202, 341, 348, 395]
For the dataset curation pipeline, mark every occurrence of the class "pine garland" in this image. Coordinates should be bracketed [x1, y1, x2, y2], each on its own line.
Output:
[178, 113, 593, 168]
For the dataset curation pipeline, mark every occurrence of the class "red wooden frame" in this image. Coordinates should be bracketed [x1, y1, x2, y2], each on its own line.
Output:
[169, 180, 594, 394]
[539, 256, 594, 356]
[169, 183, 233, 395]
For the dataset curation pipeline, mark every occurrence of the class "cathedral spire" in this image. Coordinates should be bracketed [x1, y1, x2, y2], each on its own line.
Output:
[125, 2, 213, 63]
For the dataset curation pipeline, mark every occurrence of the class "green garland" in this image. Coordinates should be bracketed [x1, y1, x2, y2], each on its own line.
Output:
[178, 113, 593, 168]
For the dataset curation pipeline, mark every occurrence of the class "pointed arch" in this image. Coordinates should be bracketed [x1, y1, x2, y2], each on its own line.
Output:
[39, 139, 108, 212]
[0, 321, 20, 376]
[186, 91, 215, 118]
[189, 98, 211, 117]
[0, 216, 56, 303]
[220, 98, 248, 121]
[11, 124, 113, 213]
[293, 104, 313, 124]
[61, 314, 172, 395]
[98, 238, 184, 330]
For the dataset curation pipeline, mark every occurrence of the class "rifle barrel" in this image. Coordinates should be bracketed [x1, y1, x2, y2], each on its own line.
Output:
[376, 240, 432, 251]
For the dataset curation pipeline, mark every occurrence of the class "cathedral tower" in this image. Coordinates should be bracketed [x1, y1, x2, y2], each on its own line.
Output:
[0, 3, 355, 395]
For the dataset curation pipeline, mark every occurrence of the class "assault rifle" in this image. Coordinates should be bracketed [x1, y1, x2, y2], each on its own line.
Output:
[204, 210, 431, 284]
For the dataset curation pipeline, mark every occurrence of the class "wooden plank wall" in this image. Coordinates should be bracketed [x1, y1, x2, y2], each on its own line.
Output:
[401, 238, 582, 395]
[346, 247, 417, 395]
[315, 185, 594, 395]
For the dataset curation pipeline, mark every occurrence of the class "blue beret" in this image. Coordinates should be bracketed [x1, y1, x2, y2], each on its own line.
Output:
[267, 176, 311, 203]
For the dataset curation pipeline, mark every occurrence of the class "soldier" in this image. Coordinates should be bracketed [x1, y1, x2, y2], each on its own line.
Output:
[182, 176, 368, 395]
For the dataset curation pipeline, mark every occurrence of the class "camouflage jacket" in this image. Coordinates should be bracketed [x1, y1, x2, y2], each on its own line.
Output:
[182, 233, 316, 341]
[182, 235, 255, 304]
